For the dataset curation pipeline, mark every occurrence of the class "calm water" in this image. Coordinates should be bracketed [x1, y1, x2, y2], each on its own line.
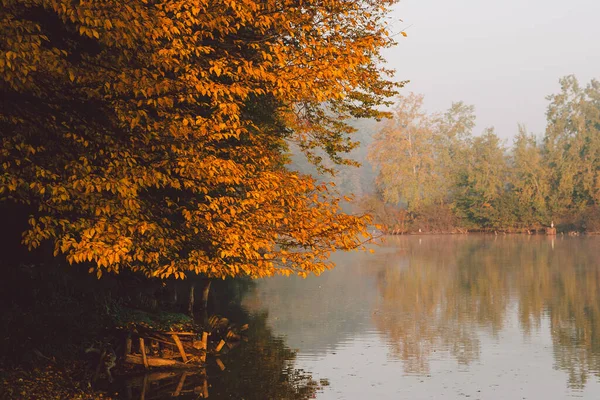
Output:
[122, 235, 600, 399]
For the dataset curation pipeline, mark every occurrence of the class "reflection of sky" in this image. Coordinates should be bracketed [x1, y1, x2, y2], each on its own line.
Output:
[242, 251, 381, 353]
[242, 236, 600, 399]
[295, 312, 600, 399]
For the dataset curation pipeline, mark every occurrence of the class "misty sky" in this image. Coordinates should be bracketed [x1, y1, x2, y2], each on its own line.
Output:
[385, 0, 600, 141]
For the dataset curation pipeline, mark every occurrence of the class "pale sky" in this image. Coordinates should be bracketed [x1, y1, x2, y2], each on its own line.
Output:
[384, 0, 600, 141]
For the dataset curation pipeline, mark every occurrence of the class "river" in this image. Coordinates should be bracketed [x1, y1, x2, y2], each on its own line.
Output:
[122, 235, 600, 399]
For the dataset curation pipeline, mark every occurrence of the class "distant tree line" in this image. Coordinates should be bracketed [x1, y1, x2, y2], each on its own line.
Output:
[365, 76, 600, 233]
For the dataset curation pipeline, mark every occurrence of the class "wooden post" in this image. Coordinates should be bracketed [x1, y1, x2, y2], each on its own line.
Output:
[139, 338, 149, 369]
[140, 373, 148, 400]
[203, 379, 209, 398]
[171, 334, 188, 363]
[173, 372, 188, 397]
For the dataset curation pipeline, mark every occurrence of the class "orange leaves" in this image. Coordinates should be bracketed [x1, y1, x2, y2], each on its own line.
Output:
[1, 0, 395, 280]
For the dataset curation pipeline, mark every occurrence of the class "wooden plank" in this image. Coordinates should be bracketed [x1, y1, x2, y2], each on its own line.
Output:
[215, 339, 226, 353]
[171, 334, 189, 363]
[125, 371, 179, 386]
[144, 336, 177, 347]
[172, 372, 188, 397]
[215, 358, 225, 371]
[139, 338, 149, 369]
[200, 332, 208, 363]
[161, 331, 197, 336]
[125, 354, 185, 367]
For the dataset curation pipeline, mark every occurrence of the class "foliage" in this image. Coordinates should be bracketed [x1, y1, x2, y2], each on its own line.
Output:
[368, 94, 476, 215]
[1, 365, 114, 399]
[453, 129, 510, 229]
[0, 0, 400, 279]
[544, 76, 600, 212]
[509, 126, 550, 228]
[358, 194, 409, 233]
[111, 307, 194, 332]
[366, 76, 600, 232]
[368, 93, 441, 211]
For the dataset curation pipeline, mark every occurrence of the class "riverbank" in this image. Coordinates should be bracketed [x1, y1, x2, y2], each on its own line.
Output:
[1, 363, 115, 399]
[0, 261, 253, 399]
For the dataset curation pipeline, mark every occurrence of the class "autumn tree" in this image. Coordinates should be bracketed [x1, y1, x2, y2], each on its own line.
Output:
[367, 95, 475, 230]
[433, 101, 476, 200]
[544, 76, 600, 214]
[0, 0, 400, 280]
[368, 93, 441, 212]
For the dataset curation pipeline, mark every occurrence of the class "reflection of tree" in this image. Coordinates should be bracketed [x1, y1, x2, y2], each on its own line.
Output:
[119, 312, 320, 400]
[372, 236, 492, 374]
[117, 277, 321, 400]
[371, 235, 600, 387]
[208, 312, 320, 400]
[513, 238, 600, 389]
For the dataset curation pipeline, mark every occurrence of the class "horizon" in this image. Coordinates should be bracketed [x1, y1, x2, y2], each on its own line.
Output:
[385, 0, 600, 141]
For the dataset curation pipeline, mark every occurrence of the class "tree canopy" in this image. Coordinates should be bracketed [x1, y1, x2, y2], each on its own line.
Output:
[0, 0, 400, 278]
[367, 76, 600, 233]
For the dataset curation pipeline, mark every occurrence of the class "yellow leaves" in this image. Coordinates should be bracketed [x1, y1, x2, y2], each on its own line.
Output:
[401, 31, 408, 37]
[2, 0, 390, 281]
[210, 65, 222, 77]
[78, 25, 99, 39]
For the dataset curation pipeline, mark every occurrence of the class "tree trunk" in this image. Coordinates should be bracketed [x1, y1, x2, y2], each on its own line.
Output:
[201, 280, 211, 310]
[188, 284, 195, 317]
[201, 279, 211, 326]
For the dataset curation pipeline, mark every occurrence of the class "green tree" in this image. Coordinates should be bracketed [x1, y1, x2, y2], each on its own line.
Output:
[454, 129, 510, 229]
[433, 101, 476, 203]
[544, 76, 600, 213]
[509, 125, 549, 228]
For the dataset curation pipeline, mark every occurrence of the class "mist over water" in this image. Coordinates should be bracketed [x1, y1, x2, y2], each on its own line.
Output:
[242, 235, 600, 399]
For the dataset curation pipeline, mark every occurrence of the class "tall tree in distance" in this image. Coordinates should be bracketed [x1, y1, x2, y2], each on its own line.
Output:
[454, 129, 510, 229]
[368, 93, 441, 212]
[544, 76, 600, 213]
[0, 0, 400, 279]
[510, 125, 549, 228]
[433, 101, 476, 203]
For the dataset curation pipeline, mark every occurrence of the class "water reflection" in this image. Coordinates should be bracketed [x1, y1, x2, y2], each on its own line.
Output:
[244, 235, 600, 397]
[115, 311, 322, 399]
[372, 236, 600, 388]
[120, 236, 600, 398]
